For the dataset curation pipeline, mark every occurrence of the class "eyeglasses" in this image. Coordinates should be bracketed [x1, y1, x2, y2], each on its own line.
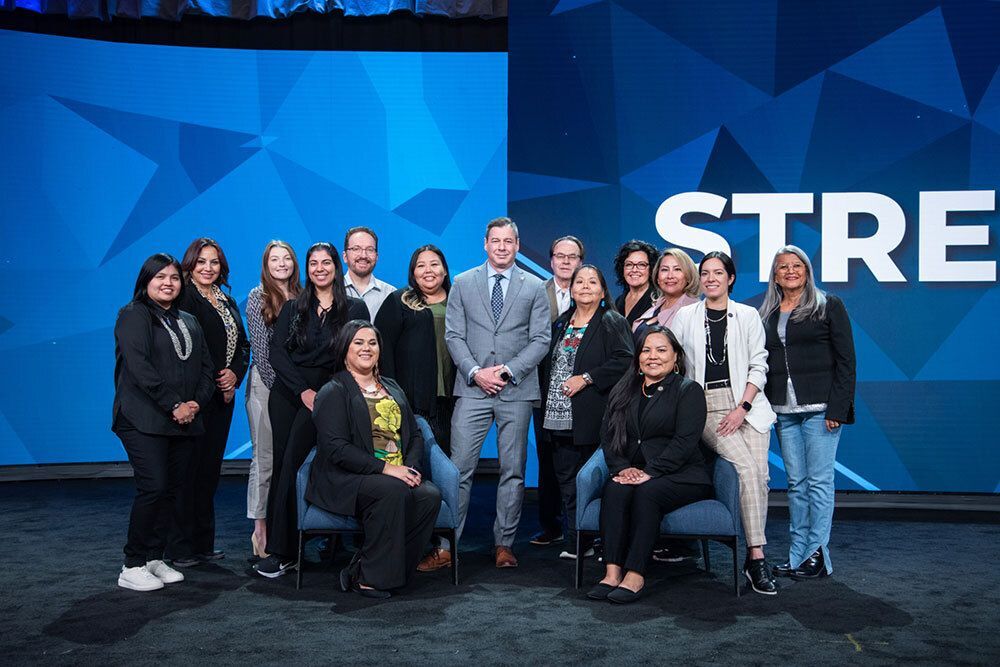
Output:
[776, 263, 805, 273]
[552, 253, 580, 262]
[347, 246, 377, 255]
[624, 262, 649, 270]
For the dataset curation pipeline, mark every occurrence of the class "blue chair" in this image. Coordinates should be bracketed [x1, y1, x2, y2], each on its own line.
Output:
[574, 448, 743, 596]
[294, 415, 461, 589]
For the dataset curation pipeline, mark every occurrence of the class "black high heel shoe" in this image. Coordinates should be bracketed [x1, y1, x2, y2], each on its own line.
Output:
[791, 551, 827, 579]
[339, 566, 391, 599]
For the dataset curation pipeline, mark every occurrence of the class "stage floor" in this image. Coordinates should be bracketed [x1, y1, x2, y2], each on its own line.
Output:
[1, 476, 998, 665]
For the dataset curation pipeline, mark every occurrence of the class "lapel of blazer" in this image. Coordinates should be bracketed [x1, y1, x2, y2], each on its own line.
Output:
[690, 301, 707, 384]
[495, 265, 525, 328]
[383, 380, 410, 452]
[573, 311, 601, 369]
[475, 263, 492, 323]
[337, 371, 375, 454]
[545, 279, 559, 321]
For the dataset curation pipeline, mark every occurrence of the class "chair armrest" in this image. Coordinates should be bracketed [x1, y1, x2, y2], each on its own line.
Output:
[713, 456, 742, 538]
[575, 448, 609, 527]
[296, 448, 317, 527]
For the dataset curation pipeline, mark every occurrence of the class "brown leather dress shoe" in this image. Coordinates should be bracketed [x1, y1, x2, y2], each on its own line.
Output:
[495, 545, 518, 568]
[417, 548, 452, 572]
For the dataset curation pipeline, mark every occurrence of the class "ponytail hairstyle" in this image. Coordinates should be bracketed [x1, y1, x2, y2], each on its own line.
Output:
[604, 325, 686, 454]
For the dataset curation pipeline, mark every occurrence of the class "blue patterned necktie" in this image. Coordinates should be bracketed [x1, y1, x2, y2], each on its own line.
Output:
[491, 274, 504, 322]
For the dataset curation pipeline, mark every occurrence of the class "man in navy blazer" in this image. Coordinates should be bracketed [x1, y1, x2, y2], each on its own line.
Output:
[422, 217, 550, 570]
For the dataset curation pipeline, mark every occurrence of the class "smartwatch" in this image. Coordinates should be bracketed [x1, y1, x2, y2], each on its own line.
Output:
[740, 400, 753, 412]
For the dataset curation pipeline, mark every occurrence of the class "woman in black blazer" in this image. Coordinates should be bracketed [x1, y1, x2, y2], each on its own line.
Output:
[374, 245, 456, 453]
[587, 325, 712, 604]
[256, 242, 369, 578]
[759, 245, 856, 580]
[113, 253, 215, 591]
[538, 265, 633, 559]
[169, 238, 251, 567]
[612, 240, 658, 326]
[308, 320, 441, 598]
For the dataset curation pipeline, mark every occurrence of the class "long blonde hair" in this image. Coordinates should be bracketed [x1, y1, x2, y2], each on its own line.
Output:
[651, 247, 700, 299]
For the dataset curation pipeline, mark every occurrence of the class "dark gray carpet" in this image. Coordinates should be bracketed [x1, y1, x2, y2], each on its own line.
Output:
[1, 476, 998, 665]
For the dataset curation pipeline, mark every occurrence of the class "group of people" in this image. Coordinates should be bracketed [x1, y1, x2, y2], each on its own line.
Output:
[112, 218, 856, 604]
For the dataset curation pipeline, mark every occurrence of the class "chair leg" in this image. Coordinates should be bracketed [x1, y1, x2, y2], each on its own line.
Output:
[731, 539, 740, 598]
[574, 532, 584, 589]
[702, 539, 711, 573]
[451, 528, 459, 586]
[295, 531, 305, 590]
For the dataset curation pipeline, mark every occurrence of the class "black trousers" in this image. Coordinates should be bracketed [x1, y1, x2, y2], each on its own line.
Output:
[170, 393, 234, 558]
[417, 396, 454, 457]
[548, 432, 598, 546]
[600, 477, 711, 575]
[347, 476, 442, 590]
[533, 408, 563, 535]
[265, 379, 321, 560]
[118, 429, 194, 568]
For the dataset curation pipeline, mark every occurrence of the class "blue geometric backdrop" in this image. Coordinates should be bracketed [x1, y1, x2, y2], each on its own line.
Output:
[509, 1, 1000, 492]
[0, 30, 507, 466]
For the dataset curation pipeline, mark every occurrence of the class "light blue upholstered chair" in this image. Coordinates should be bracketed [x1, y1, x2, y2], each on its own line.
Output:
[294, 416, 460, 588]
[574, 448, 743, 596]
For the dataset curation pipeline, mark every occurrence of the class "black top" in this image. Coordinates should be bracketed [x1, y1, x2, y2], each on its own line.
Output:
[539, 309, 634, 446]
[762, 295, 857, 423]
[306, 371, 425, 516]
[112, 301, 215, 437]
[614, 287, 654, 327]
[269, 296, 369, 396]
[602, 373, 712, 487]
[374, 289, 456, 417]
[177, 287, 250, 390]
[704, 307, 730, 384]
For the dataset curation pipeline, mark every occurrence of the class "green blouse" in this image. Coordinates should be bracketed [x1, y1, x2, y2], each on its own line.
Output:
[365, 394, 404, 466]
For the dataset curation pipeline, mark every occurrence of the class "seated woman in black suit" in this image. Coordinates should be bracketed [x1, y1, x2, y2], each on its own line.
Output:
[588, 326, 711, 604]
[307, 320, 442, 599]
[538, 265, 633, 560]
[112, 253, 214, 591]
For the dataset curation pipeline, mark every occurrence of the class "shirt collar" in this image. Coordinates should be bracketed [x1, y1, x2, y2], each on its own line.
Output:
[345, 274, 384, 293]
[487, 263, 514, 281]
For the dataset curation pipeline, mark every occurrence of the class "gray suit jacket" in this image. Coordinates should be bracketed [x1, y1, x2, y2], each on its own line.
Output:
[445, 262, 552, 401]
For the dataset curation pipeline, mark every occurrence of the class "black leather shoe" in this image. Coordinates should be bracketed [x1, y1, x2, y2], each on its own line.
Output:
[170, 556, 202, 569]
[772, 561, 794, 577]
[354, 584, 391, 599]
[529, 529, 564, 546]
[791, 551, 827, 579]
[586, 582, 617, 600]
[197, 550, 225, 562]
[607, 585, 644, 604]
[744, 559, 778, 595]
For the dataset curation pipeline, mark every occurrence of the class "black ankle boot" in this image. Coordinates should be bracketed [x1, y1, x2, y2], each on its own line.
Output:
[791, 550, 827, 579]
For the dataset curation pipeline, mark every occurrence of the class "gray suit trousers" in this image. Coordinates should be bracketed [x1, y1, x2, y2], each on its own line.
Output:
[451, 396, 533, 547]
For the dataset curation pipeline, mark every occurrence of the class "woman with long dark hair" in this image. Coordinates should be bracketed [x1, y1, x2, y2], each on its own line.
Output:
[170, 238, 250, 567]
[113, 253, 214, 590]
[255, 242, 369, 578]
[538, 265, 633, 560]
[586, 326, 711, 604]
[759, 246, 855, 579]
[612, 240, 658, 326]
[245, 240, 302, 559]
[374, 245, 455, 452]
[307, 321, 441, 599]
[671, 251, 779, 595]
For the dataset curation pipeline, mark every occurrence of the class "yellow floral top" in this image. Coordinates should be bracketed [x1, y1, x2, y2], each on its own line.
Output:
[365, 395, 404, 466]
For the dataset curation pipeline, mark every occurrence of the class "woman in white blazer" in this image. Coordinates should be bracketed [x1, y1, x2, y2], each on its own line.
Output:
[671, 251, 778, 596]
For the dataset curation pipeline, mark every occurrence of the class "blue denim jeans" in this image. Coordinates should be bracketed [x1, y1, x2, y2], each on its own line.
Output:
[775, 412, 841, 574]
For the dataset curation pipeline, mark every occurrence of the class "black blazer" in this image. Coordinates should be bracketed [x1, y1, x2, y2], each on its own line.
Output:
[270, 296, 370, 396]
[374, 289, 455, 416]
[615, 287, 654, 327]
[177, 287, 251, 389]
[762, 295, 856, 424]
[306, 372, 425, 516]
[112, 301, 215, 437]
[539, 309, 634, 446]
[602, 374, 712, 487]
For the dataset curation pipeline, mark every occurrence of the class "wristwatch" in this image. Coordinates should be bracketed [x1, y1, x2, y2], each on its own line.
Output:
[582, 372, 593, 385]
[740, 400, 753, 412]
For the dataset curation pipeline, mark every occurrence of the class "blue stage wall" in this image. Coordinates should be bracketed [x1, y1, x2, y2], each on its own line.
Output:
[0, 30, 507, 467]
[508, 1, 1000, 492]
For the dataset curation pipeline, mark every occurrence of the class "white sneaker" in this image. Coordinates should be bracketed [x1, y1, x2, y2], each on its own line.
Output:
[559, 547, 596, 561]
[146, 559, 185, 584]
[118, 565, 165, 591]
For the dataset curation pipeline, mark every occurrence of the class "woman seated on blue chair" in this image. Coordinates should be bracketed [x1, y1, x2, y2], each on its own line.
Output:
[306, 320, 441, 599]
[587, 326, 712, 604]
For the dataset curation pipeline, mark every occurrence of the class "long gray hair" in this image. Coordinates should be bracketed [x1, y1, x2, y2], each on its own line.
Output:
[758, 245, 826, 322]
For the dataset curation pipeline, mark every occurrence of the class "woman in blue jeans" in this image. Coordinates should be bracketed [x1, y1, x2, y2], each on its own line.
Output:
[759, 245, 856, 579]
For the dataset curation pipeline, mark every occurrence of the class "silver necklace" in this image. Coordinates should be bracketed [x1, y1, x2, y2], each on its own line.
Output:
[158, 314, 193, 361]
[704, 309, 727, 366]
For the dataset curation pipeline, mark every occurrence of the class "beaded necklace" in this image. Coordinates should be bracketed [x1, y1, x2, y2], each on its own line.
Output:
[157, 314, 193, 361]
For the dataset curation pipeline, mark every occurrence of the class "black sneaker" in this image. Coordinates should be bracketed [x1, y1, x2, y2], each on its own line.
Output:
[529, 529, 564, 546]
[255, 555, 296, 579]
[744, 558, 778, 595]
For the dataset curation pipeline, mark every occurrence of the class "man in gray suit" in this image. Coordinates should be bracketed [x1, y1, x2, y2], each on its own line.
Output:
[422, 217, 550, 570]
